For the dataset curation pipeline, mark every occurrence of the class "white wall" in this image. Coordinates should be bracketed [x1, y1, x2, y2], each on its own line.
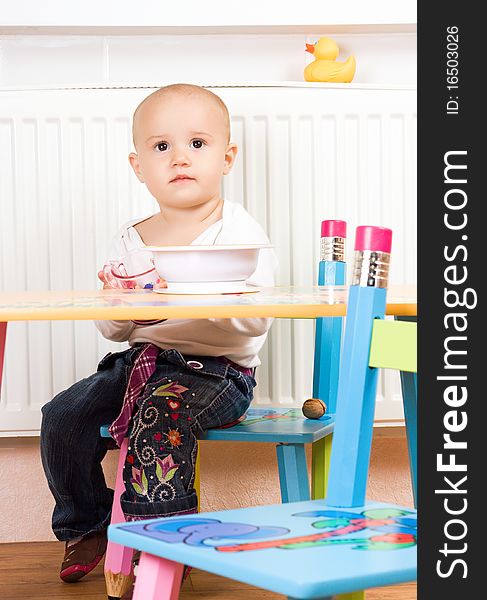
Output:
[0, 33, 416, 88]
[1, 0, 416, 28]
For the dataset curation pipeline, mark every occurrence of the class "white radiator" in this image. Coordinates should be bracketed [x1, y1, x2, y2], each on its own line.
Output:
[0, 85, 416, 435]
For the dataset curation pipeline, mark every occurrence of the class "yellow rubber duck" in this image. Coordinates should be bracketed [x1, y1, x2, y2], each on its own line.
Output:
[304, 37, 356, 83]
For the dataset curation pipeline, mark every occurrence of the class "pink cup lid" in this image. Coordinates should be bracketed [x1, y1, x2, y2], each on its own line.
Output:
[354, 226, 392, 253]
[321, 220, 347, 238]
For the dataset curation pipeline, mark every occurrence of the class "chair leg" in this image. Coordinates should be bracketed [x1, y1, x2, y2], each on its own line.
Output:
[311, 435, 332, 499]
[311, 437, 364, 600]
[0, 322, 7, 393]
[400, 369, 417, 507]
[104, 437, 134, 599]
[194, 441, 201, 511]
[396, 316, 417, 507]
[133, 553, 184, 600]
[276, 443, 310, 503]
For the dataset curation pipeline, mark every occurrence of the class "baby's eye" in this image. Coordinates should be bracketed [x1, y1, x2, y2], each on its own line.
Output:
[155, 141, 169, 152]
[190, 139, 205, 149]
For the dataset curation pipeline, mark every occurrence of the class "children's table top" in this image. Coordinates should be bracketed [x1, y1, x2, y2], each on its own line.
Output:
[0, 285, 416, 321]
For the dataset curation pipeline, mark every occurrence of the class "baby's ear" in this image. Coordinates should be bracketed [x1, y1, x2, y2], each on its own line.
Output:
[129, 152, 144, 182]
[223, 143, 238, 175]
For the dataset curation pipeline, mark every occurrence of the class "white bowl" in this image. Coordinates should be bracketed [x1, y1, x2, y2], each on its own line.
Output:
[146, 244, 271, 289]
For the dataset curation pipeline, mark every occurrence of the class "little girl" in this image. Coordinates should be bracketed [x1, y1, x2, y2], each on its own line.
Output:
[40, 83, 276, 583]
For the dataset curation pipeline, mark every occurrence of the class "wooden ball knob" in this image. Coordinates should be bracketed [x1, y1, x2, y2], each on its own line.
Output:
[302, 398, 327, 420]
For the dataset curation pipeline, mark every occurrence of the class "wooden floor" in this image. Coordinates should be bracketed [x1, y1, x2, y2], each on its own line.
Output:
[0, 541, 416, 600]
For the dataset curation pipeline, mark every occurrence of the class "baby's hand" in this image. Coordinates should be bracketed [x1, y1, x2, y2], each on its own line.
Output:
[153, 279, 168, 290]
[129, 279, 168, 290]
[98, 269, 168, 290]
[98, 270, 114, 290]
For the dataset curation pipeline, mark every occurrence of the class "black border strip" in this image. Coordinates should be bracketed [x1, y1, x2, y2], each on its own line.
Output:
[419, 5, 480, 597]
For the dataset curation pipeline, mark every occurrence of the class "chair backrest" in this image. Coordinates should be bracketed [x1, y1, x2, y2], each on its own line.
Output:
[325, 225, 415, 508]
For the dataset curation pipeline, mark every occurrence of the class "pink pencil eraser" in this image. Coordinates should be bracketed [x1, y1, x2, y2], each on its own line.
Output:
[354, 226, 392, 253]
[321, 220, 347, 238]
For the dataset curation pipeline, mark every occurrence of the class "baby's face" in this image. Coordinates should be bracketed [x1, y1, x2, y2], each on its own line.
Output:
[130, 94, 235, 210]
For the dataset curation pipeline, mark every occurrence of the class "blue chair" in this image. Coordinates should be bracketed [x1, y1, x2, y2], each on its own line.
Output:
[201, 219, 348, 503]
[108, 225, 417, 600]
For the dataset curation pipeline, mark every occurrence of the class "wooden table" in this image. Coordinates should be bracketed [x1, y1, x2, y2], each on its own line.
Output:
[0, 285, 416, 321]
[0, 284, 416, 391]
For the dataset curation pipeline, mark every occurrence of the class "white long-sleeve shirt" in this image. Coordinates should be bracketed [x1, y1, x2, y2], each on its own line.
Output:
[95, 201, 277, 367]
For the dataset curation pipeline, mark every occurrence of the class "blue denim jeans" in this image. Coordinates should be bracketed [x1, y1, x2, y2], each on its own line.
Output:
[40, 346, 255, 541]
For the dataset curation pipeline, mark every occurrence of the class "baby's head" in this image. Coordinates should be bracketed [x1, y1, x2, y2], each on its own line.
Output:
[129, 84, 237, 210]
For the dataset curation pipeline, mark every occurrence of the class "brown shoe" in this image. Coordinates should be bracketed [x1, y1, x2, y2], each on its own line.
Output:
[60, 529, 107, 582]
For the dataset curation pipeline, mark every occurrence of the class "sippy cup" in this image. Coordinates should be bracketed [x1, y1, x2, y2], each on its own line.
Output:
[102, 249, 160, 289]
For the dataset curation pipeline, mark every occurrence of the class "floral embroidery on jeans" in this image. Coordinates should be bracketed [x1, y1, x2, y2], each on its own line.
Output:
[153, 381, 188, 399]
[132, 402, 160, 467]
[127, 380, 189, 502]
[130, 454, 180, 502]
[121, 360, 254, 519]
[166, 428, 183, 448]
[130, 381, 187, 466]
